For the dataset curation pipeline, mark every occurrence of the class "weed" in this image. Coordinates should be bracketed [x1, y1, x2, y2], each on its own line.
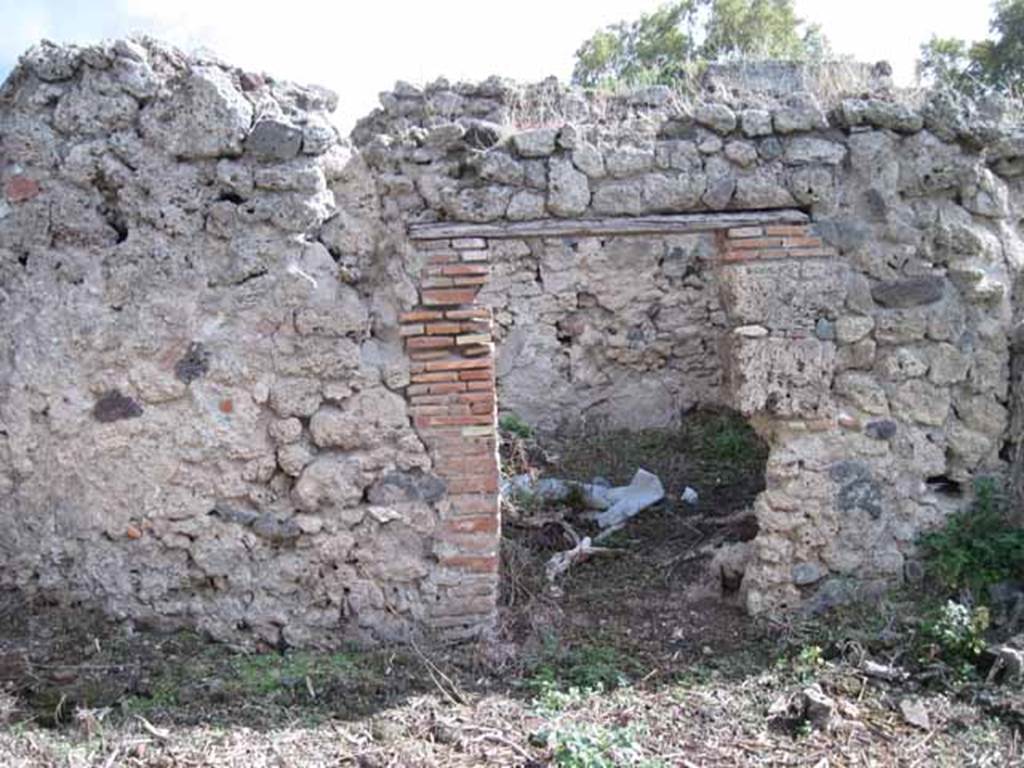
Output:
[535, 720, 657, 768]
[525, 642, 633, 699]
[920, 600, 990, 665]
[792, 644, 825, 681]
[773, 643, 825, 684]
[119, 681, 179, 714]
[500, 412, 533, 439]
[234, 651, 358, 696]
[564, 483, 588, 512]
[919, 477, 1024, 593]
[700, 411, 763, 466]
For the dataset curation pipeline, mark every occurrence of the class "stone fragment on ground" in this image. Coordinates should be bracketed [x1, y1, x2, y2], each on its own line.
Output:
[899, 697, 931, 730]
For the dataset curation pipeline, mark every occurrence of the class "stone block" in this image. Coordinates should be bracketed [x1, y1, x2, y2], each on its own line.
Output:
[728, 336, 836, 419]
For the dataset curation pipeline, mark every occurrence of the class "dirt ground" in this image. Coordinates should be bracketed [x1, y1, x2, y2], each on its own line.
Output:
[1, 411, 1022, 766]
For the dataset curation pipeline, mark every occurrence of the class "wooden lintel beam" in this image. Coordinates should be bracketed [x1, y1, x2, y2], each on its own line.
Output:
[408, 210, 809, 241]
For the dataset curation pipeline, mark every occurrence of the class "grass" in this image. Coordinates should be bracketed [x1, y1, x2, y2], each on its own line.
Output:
[499, 412, 533, 440]
[1, 586, 1022, 766]
[553, 407, 768, 511]
[521, 638, 635, 700]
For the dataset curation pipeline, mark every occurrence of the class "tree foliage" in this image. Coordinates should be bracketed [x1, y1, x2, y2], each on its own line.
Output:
[918, 0, 1024, 94]
[571, 0, 830, 88]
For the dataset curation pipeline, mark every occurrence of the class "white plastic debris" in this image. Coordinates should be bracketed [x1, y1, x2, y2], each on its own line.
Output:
[502, 469, 667, 527]
[594, 469, 666, 528]
[681, 486, 699, 506]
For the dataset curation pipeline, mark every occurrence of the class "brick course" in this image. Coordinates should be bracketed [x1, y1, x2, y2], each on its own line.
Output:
[401, 240, 500, 639]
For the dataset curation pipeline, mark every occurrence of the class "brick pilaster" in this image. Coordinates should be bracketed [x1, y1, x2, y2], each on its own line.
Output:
[402, 238, 500, 639]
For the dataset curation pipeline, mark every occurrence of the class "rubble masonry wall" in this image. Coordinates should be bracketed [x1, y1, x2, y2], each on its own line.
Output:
[2, 41, 1023, 643]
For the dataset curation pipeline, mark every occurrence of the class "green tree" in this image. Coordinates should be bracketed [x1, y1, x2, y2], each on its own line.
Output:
[918, 0, 1024, 94]
[571, 0, 830, 88]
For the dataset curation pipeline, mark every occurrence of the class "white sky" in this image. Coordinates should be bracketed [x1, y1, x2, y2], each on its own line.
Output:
[0, 0, 995, 132]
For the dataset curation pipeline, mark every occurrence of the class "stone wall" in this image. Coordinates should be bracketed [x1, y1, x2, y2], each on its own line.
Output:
[357, 70, 1024, 614]
[0, 39, 495, 647]
[451, 229, 727, 433]
[2, 41, 1024, 644]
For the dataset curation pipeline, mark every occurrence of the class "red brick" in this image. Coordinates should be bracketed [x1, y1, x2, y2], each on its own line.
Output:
[426, 252, 458, 264]
[444, 516, 498, 534]
[400, 310, 444, 323]
[422, 288, 479, 306]
[409, 372, 458, 385]
[424, 358, 493, 372]
[427, 382, 468, 395]
[456, 333, 490, 346]
[420, 414, 492, 427]
[451, 237, 486, 250]
[432, 442, 495, 460]
[445, 308, 491, 320]
[447, 474, 499, 494]
[422, 276, 455, 288]
[439, 555, 498, 573]
[782, 236, 825, 249]
[722, 251, 754, 262]
[765, 224, 810, 236]
[409, 394, 457, 406]
[409, 349, 451, 361]
[411, 371, 458, 383]
[731, 237, 784, 250]
[406, 335, 454, 350]
[452, 275, 489, 286]
[726, 226, 763, 238]
[460, 344, 492, 357]
[445, 494, 500, 516]
[439, 531, 498, 553]
[410, 404, 470, 417]
[434, 455, 497, 475]
[458, 391, 494, 404]
[442, 263, 490, 276]
[466, 379, 495, 391]
[442, 580, 498, 599]
[425, 322, 463, 335]
[788, 247, 836, 258]
[417, 239, 454, 251]
[427, 436, 496, 453]
[3, 175, 40, 203]
[459, 368, 493, 381]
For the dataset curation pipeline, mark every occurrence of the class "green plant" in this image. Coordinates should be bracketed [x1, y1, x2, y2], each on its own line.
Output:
[564, 483, 588, 512]
[525, 642, 632, 700]
[533, 721, 656, 768]
[793, 644, 824, 680]
[919, 477, 1024, 592]
[499, 412, 533, 439]
[773, 643, 825, 683]
[230, 651, 358, 697]
[922, 600, 990, 663]
[701, 411, 763, 465]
